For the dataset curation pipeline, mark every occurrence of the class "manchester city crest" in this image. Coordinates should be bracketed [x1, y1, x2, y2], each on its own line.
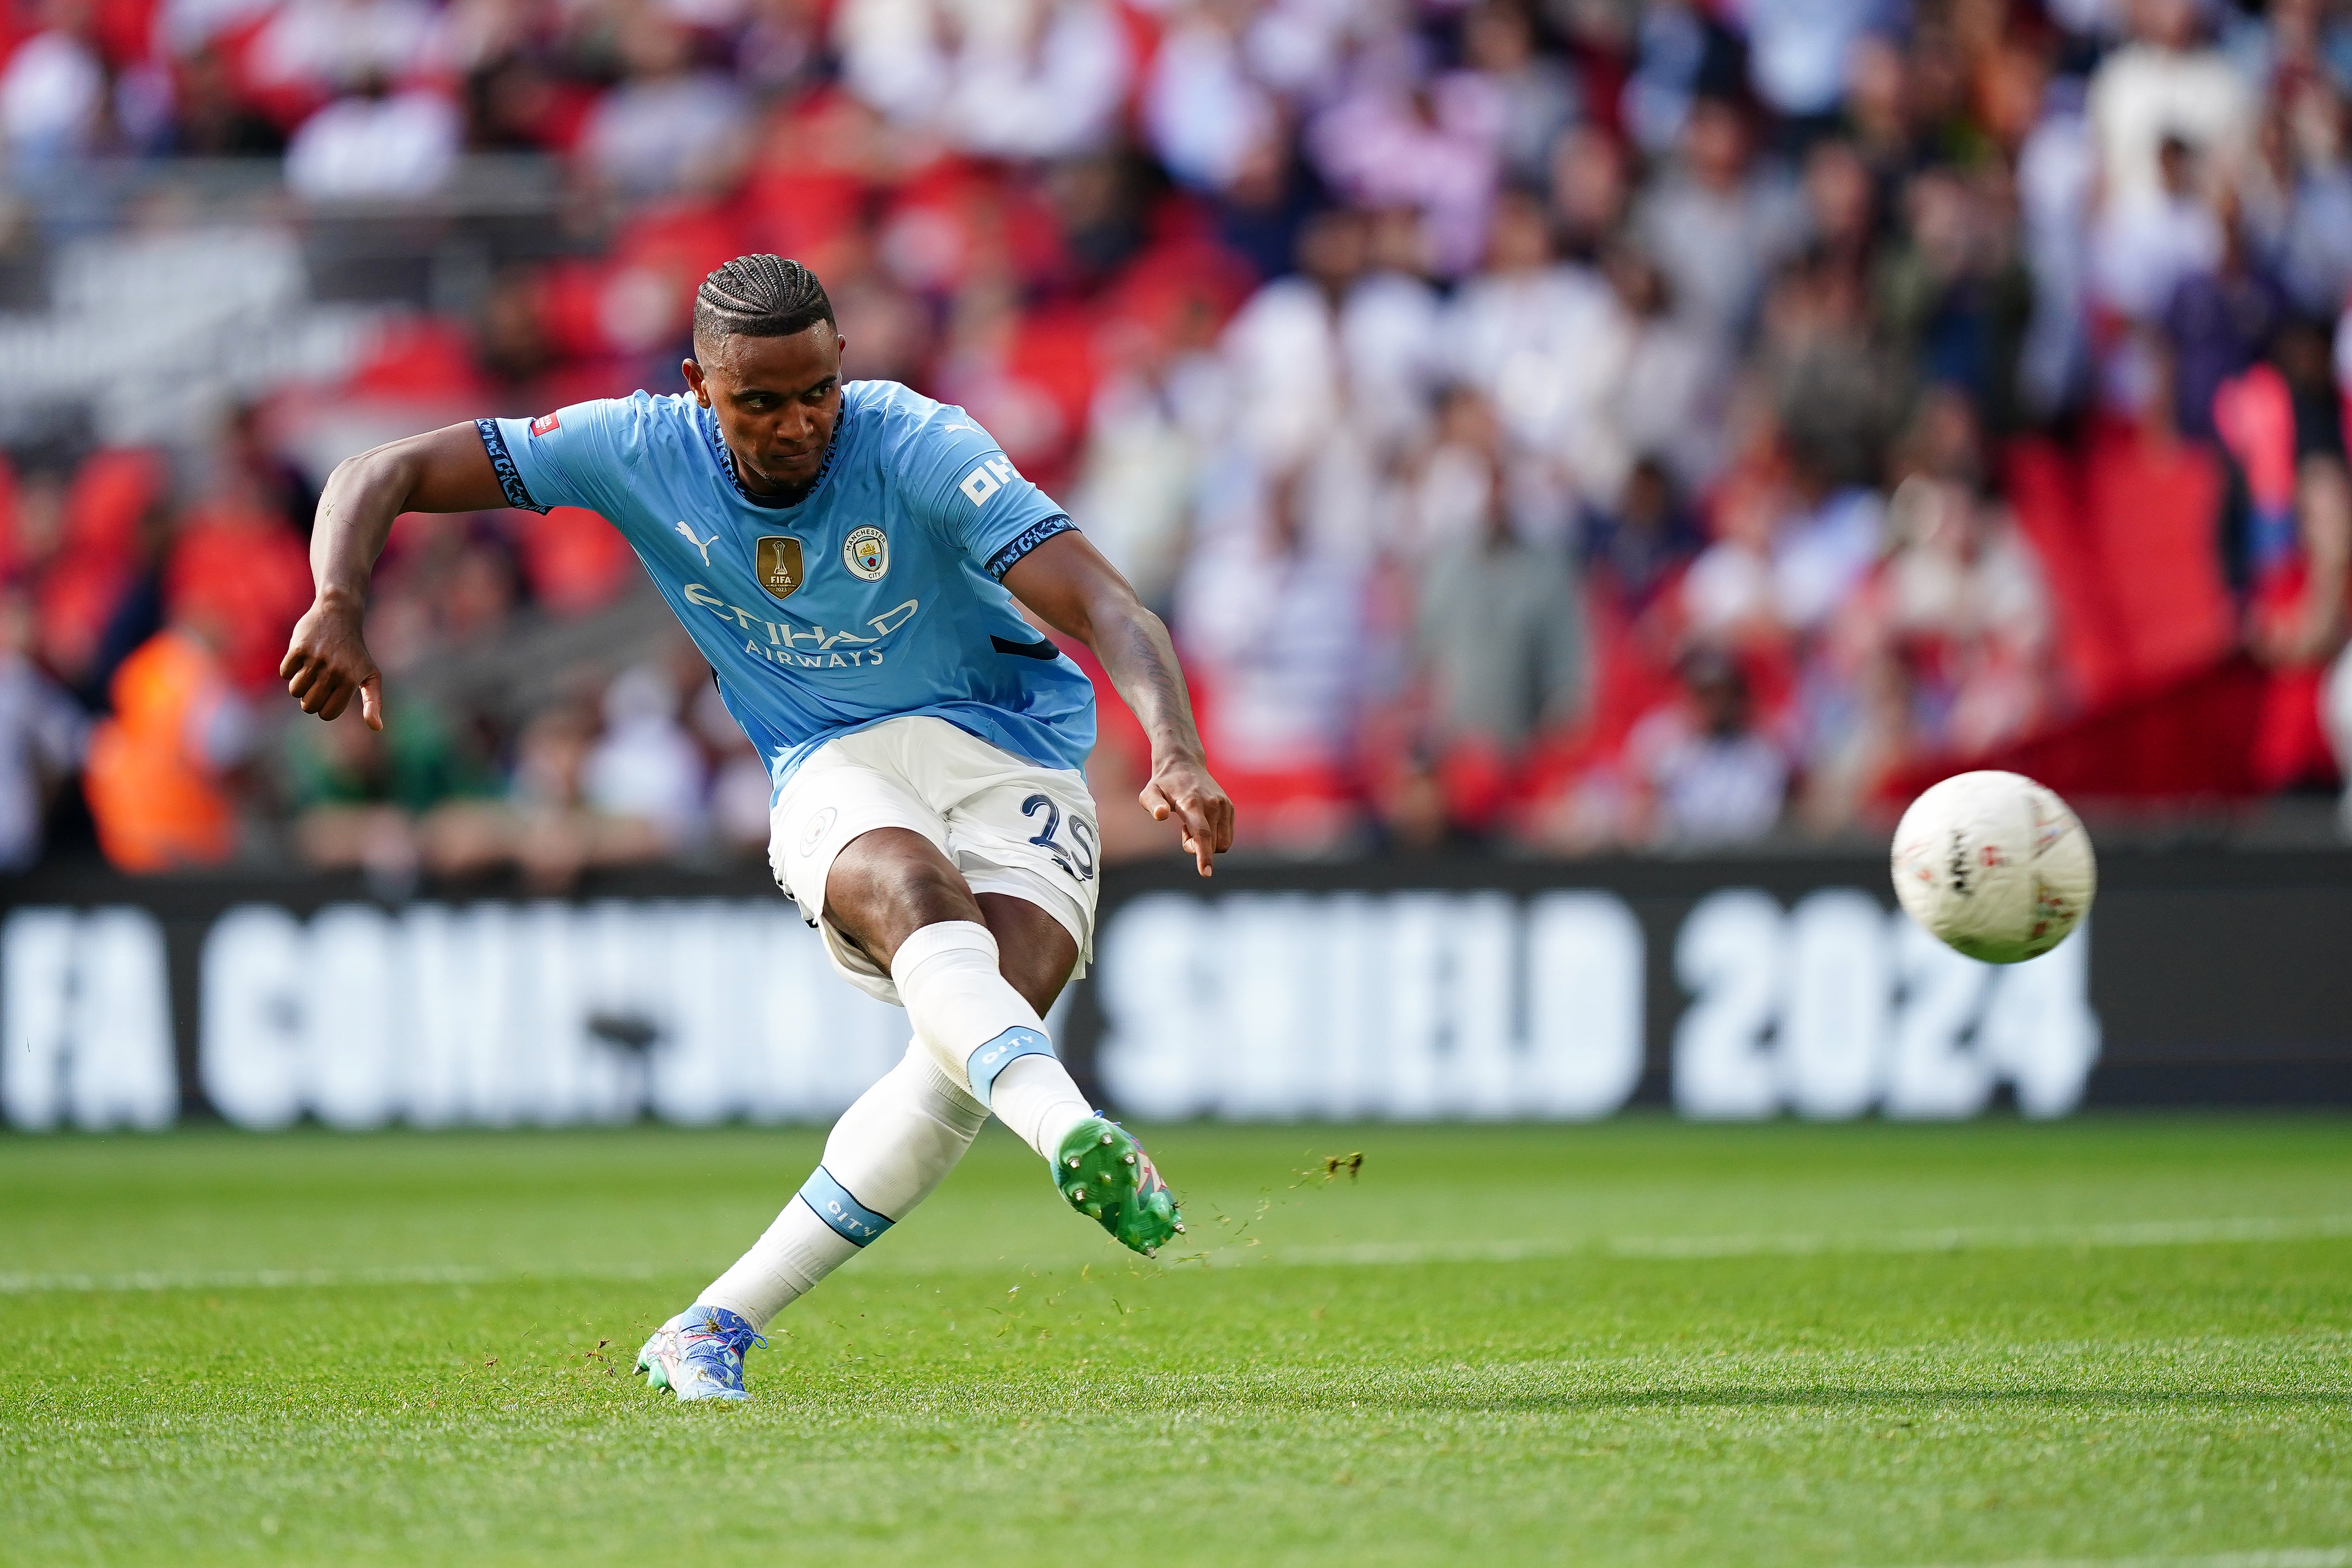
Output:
[843, 525, 889, 582]
[755, 536, 805, 600]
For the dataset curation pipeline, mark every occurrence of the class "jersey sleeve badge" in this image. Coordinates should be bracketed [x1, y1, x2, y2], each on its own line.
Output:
[530, 412, 560, 437]
[958, 456, 1018, 506]
[843, 526, 889, 581]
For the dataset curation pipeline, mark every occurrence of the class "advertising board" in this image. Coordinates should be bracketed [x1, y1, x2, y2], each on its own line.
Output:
[4, 847, 2346, 1130]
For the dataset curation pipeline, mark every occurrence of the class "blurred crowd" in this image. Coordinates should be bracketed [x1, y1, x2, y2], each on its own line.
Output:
[4, 0, 2352, 874]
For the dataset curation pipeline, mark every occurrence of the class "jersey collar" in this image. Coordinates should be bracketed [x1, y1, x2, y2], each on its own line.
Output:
[701, 399, 844, 511]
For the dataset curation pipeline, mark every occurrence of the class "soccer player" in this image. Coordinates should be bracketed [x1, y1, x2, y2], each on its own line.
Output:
[280, 255, 1234, 1402]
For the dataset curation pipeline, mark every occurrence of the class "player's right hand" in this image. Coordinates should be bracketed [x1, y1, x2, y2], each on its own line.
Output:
[1140, 753, 1235, 877]
[280, 597, 385, 731]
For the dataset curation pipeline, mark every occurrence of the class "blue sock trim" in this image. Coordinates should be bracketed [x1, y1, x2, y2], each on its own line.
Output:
[966, 1025, 1055, 1108]
[796, 1166, 892, 1247]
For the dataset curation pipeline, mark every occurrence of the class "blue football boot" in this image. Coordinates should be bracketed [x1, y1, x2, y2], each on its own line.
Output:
[636, 1304, 764, 1402]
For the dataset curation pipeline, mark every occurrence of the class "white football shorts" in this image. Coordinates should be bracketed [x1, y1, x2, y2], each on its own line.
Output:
[767, 714, 1101, 1005]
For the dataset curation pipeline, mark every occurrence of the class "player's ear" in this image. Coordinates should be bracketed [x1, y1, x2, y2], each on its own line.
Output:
[682, 357, 709, 405]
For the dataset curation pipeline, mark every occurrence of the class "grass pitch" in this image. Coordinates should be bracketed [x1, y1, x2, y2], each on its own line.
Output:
[2, 1117, 2348, 1568]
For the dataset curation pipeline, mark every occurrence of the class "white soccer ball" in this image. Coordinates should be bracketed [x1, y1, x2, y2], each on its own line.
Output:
[1890, 770, 2097, 964]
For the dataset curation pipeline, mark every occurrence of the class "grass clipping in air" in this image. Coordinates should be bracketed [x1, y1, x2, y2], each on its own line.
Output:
[2, 1118, 2349, 1567]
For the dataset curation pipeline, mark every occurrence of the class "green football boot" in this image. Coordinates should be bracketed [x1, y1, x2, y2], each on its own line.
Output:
[1054, 1117, 1184, 1256]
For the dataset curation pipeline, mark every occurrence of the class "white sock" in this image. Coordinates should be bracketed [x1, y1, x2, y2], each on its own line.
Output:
[890, 919, 1095, 1161]
[698, 1042, 985, 1330]
[987, 1054, 1094, 1161]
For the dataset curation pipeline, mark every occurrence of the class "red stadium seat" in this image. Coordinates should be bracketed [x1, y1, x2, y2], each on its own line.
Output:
[1886, 657, 2267, 800]
[2001, 437, 2129, 707]
[65, 448, 165, 564]
[168, 501, 315, 689]
[612, 199, 750, 299]
[343, 318, 490, 404]
[2081, 422, 2234, 690]
[512, 505, 640, 617]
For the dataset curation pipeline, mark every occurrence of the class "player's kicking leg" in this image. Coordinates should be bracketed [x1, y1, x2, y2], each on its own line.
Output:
[868, 865, 1184, 1259]
[639, 822, 1180, 1402]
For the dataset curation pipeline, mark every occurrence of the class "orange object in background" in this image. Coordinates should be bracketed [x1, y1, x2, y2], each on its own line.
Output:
[83, 628, 240, 870]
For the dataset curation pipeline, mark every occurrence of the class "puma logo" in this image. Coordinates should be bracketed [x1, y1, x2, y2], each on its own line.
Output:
[675, 521, 719, 566]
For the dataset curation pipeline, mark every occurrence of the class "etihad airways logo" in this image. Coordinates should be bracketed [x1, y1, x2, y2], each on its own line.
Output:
[683, 582, 919, 670]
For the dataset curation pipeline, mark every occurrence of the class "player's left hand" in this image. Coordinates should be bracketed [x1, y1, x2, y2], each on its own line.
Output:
[1141, 754, 1234, 876]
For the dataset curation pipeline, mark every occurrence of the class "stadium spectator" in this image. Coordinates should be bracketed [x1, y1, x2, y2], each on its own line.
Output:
[0, 589, 89, 870]
[578, 11, 747, 199]
[1068, 321, 1212, 613]
[1770, 470, 1890, 639]
[83, 611, 256, 870]
[1142, 0, 1278, 194]
[1307, 54, 1506, 280]
[581, 657, 710, 853]
[2252, 75, 2352, 319]
[1412, 410, 1587, 829]
[2226, 318, 2352, 792]
[2017, 73, 2099, 418]
[35, 450, 170, 707]
[1627, 646, 1791, 846]
[1876, 168, 2036, 435]
[0, 1, 105, 170]
[942, 0, 1133, 162]
[2092, 131, 2225, 325]
[286, 73, 461, 200]
[2087, 0, 2253, 214]
[1219, 205, 1443, 468]
[1444, 189, 1613, 486]
[249, 0, 440, 104]
[1728, 0, 1885, 130]
[164, 47, 290, 157]
[1461, 0, 1578, 189]
[1583, 456, 1705, 620]
[734, 0, 828, 100]
[692, 673, 774, 855]
[836, 0, 1132, 160]
[216, 404, 320, 537]
[504, 695, 672, 891]
[6, 0, 2352, 870]
[1549, 124, 1631, 263]
[1174, 462, 1370, 852]
[1877, 462, 2054, 760]
[1632, 94, 1807, 345]
[2162, 197, 2288, 443]
[283, 694, 493, 877]
[1582, 239, 1728, 504]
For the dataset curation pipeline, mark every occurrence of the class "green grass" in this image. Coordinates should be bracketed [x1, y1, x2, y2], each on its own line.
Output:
[2, 1117, 2348, 1568]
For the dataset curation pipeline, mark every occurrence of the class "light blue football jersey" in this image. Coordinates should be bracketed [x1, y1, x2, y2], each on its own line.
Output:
[478, 382, 1095, 790]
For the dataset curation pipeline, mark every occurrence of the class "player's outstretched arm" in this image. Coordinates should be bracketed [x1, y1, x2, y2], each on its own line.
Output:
[1002, 530, 1235, 875]
[280, 423, 511, 731]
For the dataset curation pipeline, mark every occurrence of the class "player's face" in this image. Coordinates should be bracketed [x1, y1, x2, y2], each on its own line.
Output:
[684, 323, 846, 495]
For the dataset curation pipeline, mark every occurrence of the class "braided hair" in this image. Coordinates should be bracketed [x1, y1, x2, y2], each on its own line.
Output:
[692, 255, 835, 350]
